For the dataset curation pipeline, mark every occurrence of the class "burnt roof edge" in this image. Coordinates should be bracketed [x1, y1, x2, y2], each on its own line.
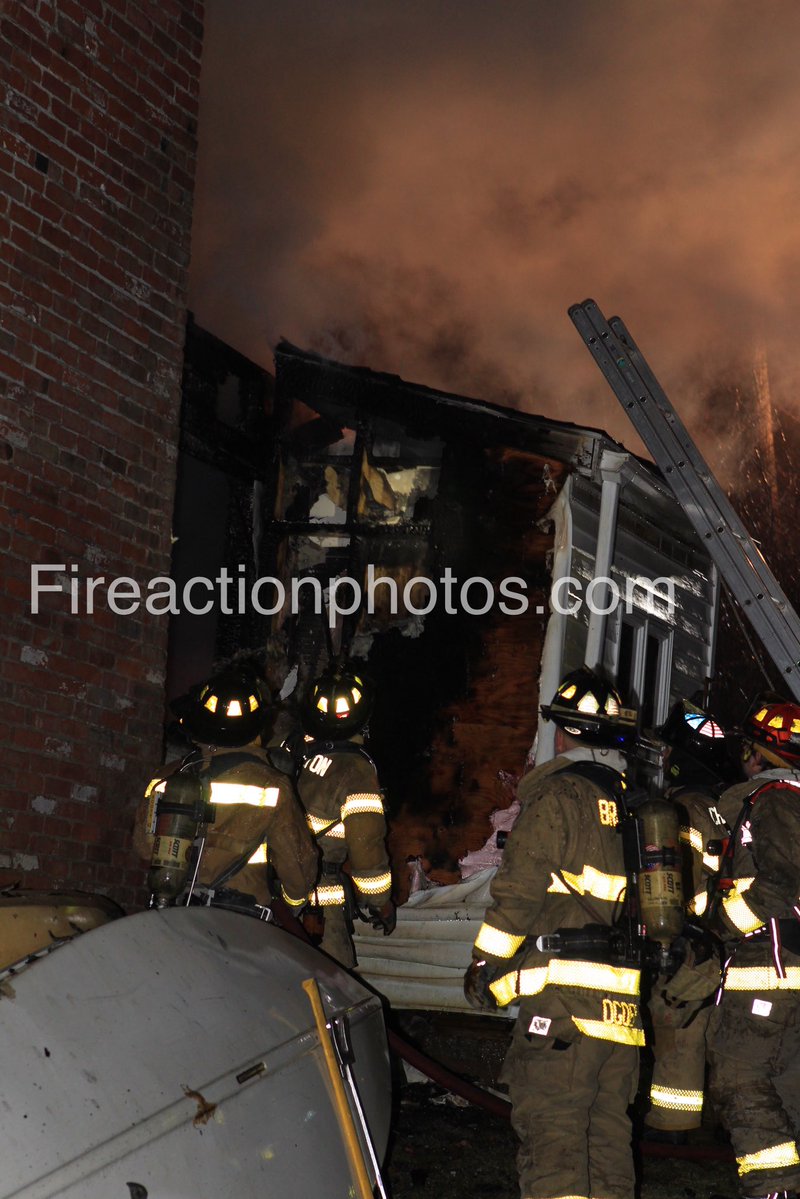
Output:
[274, 339, 622, 470]
[272, 340, 702, 537]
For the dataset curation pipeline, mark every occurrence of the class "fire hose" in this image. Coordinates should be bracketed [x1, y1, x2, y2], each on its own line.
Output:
[270, 899, 733, 1164]
[387, 1029, 732, 1162]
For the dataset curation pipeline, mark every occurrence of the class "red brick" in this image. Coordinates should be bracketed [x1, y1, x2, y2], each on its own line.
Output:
[0, 0, 200, 906]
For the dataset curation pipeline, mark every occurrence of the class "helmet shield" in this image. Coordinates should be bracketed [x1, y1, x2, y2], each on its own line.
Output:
[658, 699, 734, 787]
[301, 665, 374, 740]
[540, 667, 637, 749]
[743, 697, 800, 768]
[177, 669, 269, 747]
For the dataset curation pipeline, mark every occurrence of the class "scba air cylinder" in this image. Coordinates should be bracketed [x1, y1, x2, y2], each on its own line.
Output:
[147, 775, 204, 907]
[637, 797, 684, 945]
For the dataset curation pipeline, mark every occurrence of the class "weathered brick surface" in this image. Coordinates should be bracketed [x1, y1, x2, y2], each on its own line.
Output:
[0, 0, 204, 910]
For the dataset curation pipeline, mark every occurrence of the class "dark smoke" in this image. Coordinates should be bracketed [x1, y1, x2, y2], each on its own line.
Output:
[188, 0, 800, 449]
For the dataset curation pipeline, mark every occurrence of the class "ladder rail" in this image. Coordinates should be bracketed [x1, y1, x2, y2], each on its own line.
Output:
[607, 315, 800, 660]
[609, 313, 791, 598]
[571, 303, 788, 614]
[572, 300, 800, 652]
[568, 299, 800, 698]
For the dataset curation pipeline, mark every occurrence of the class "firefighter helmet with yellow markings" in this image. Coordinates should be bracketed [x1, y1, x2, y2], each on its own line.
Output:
[176, 668, 269, 747]
[302, 664, 374, 739]
[540, 667, 637, 748]
[742, 696, 800, 768]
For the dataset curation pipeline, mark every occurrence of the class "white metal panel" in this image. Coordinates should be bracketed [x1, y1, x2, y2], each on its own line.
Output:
[568, 470, 717, 705]
[0, 907, 390, 1199]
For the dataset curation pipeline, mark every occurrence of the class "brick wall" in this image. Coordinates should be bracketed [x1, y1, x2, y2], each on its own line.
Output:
[0, 0, 204, 909]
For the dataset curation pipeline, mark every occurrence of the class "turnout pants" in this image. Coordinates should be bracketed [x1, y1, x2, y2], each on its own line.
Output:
[708, 988, 800, 1197]
[320, 903, 356, 968]
[645, 987, 710, 1131]
[502, 1023, 640, 1199]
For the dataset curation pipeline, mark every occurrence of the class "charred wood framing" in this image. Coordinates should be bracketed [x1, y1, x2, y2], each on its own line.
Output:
[173, 326, 717, 901]
[268, 341, 617, 892]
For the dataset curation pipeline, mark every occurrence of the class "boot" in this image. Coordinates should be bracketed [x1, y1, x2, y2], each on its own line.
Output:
[641, 1126, 689, 1146]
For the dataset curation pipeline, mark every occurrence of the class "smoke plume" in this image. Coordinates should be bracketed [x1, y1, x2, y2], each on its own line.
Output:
[188, 0, 800, 450]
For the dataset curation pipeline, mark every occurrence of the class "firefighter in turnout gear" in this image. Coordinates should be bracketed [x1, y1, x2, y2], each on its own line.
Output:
[643, 699, 737, 1142]
[296, 664, 394, 968]
[465, 667, 642, 1199]
[706, 697, 800, 1199]
[135, 668, 317, 915]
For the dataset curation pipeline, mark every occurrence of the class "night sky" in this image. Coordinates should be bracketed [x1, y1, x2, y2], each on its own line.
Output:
[187, 1, 800, 454]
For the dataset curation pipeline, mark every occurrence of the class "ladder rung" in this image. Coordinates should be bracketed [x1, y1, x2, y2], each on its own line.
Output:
[568, 299, 800, 695]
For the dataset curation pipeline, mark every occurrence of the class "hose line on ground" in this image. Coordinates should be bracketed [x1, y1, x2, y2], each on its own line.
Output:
[269, 898, 732, 1163]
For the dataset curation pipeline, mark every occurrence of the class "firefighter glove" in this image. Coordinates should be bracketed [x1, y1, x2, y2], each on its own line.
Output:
[680, 918, 724, 965]
[463, 959, 498, 1013]
[368, 900, 396, 936]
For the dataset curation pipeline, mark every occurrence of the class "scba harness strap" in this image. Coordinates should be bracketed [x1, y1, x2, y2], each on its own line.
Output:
[174, 748, 285, 892]
[555, 758, 626, 801]
[300, 739, 377, 770]
[554, 758, 650, 817]
[715, 778, 800, 893]
[715, 778, 800, 974]
[549, 760, 645, 969]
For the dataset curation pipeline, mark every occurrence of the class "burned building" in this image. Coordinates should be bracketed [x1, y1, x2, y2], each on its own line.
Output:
[175, 326, 718, 907]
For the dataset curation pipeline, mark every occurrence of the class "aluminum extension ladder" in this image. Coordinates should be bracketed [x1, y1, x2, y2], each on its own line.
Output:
[568, 298, 800, 702]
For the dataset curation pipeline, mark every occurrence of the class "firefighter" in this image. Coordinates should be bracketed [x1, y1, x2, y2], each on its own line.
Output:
[135, 667, 318, 915]
[295, 663, 394, 968]
[706, 696, 800, 1199]
[643, 699, 737, 1143]
[464, 667, 642, 1199]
